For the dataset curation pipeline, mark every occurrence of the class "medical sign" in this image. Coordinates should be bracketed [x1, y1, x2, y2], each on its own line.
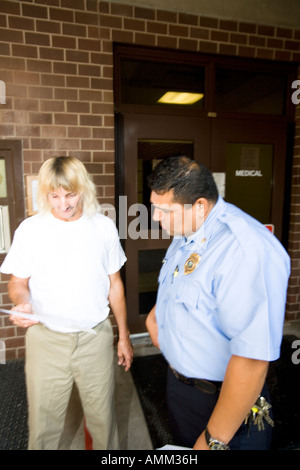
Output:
[226, 143, 273, 224]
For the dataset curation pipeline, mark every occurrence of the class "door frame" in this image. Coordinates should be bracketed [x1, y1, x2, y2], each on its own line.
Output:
[0, 139, 25, 264]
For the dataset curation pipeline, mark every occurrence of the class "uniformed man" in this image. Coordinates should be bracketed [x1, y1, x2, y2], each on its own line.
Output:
[146, 156, 290, 450]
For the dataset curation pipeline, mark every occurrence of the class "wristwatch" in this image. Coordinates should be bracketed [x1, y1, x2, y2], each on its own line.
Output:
[205, 428, 230, 450]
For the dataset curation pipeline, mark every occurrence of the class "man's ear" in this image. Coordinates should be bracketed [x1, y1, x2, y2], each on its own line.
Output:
[195, 199, 205, 218]
[196, 197, 215, 221]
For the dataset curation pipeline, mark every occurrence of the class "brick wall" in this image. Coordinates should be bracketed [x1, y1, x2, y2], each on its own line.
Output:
[0, 0, 299, 359]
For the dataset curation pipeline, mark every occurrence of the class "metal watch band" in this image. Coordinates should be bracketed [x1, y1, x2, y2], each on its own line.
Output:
[205, 428, 230, 450]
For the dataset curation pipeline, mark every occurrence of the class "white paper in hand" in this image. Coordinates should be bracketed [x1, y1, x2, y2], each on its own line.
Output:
[0, 308, 96, 334]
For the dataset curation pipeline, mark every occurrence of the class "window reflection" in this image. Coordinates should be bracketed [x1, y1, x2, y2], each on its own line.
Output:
[121, 59, 205, 109]
[216, 68, 287, 115]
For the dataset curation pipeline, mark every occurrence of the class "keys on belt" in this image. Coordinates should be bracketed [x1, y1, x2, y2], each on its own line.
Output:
[170, 366, 222, 394]
[244, 395, 275, 431]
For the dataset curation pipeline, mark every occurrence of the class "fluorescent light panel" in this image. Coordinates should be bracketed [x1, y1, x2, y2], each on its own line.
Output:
[158, 91, 204, 105]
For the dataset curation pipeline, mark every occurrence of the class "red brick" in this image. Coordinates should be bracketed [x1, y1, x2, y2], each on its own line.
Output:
[22, 3, 48, 19]
[52, 35, 76, 49]
[239, 22, 256, 34]
[9, 16, 34, 31]
[111, 3, 133, 17]
[100, 14, 122, 29]
[220, 20, 238, 32]
[238, 45, 256, 58]
[67, 101, 90, 113]
[27, 59, 52, 73]
[134, 7, 155, 20]
[81, 139, 104, 150]
[80, 115, 103, 126]
[53, 62, 77, 75]
[112, 29, 133, 44]
[219, 43, 237, 56]
[169, 24, 189, 37]
[1, 1, 20, 15]
[199, 16, 218, 29]
[156, 36, 177, 49]
[78, 64, 101, 77]
[75, 11, 99, 25]
[199, 40, 218, 54]
[257, 25, 275, 36]
[285, 40, 300, 51]
[12, 44, 38, 59]
[78, 38, 101, 51]
[62, 23, 86, 37]
[124, 18, 146, 32]
[66, 50, 89, 63]
[0, 28, 23, 43]
[50, 7, 74, 23]
[277, 27, 293, 38]
[178, 13, 198, 26]
[36, 19, 61, 34]
[61, 0, 85, 9]
[190, 27, 209, 40]
[0, 42, 10, 55]
[157, 10, 177, 24]
[40, 47, 64, 61]
[257, 47, 274, 60]
[179, 38, 198, 51]
[230, 32, 248, 45]
[54, 113, 77, 126]
[211, 30, 229, 42]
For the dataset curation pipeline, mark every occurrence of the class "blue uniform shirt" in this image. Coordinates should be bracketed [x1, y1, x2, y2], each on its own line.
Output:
[156, 197, 290, 381]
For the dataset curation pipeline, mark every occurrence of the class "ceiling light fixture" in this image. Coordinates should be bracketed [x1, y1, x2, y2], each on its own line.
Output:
[158, 91, 204, 105]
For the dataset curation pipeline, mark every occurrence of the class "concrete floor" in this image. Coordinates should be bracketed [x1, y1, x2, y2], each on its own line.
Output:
[115, 336, 159, 451]
[59, 320, 300, 450]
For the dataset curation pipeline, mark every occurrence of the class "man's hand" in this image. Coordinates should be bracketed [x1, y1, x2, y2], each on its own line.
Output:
[193, 356, 269, 450]
[193, 430, 210, 450]
[145, 305, 160, 349]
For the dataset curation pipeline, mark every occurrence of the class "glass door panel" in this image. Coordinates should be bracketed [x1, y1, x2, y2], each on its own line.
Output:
[120, 59, 205, 110]
[136, 140, 194, 316]
[138, 249, 166, 316]
[121, 113, 210, 333]
[211, 118, 288, 241]
[225, 143, 273, 224]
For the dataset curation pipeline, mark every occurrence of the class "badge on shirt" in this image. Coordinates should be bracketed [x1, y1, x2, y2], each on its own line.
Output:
[184, 253, 201, 275]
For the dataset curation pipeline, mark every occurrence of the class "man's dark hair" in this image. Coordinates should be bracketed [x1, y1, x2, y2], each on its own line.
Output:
[147, 155, 218, 205]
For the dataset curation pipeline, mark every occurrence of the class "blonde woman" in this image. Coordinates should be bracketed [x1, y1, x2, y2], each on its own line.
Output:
[1, 156, 133, 450]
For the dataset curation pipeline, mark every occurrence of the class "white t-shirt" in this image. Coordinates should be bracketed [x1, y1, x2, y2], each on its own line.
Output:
[1, 212, 126, 332]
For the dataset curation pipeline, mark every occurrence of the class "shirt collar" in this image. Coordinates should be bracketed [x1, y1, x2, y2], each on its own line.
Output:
[180, 196, 226, 251]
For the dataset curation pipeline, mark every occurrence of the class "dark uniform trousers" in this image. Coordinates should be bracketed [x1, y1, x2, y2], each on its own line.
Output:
[166, 367, 273, 450]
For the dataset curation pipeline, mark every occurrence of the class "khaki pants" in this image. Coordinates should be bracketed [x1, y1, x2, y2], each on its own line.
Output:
[25, 319, 119, 450]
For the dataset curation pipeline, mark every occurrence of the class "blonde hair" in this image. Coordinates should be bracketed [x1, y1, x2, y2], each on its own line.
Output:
[37, 156, 99, 216]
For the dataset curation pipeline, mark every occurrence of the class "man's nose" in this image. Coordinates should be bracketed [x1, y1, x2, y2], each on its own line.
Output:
[152, 207, 161, 222]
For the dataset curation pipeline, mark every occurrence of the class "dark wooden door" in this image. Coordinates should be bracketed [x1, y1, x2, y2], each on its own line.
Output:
[211, 118, 288, 240]
[119, 113, 211, 333]
[118, 114, 289, 333]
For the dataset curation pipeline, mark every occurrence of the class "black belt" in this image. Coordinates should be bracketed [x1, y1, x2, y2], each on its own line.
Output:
[170, 366, 222, 395]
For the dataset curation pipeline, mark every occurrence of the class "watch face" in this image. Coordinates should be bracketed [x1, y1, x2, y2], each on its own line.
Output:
[210, 443, 226, 450]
